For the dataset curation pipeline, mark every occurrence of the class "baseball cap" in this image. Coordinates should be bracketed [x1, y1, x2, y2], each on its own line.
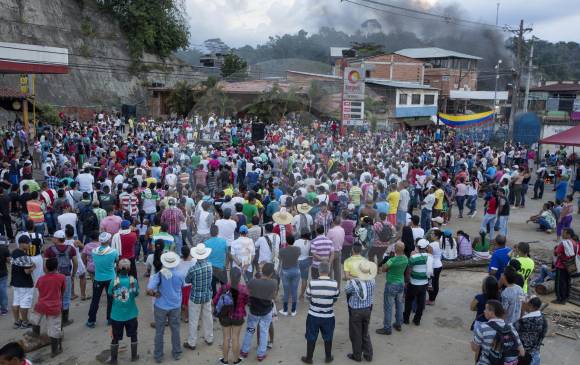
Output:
[53, 230, 66, 239]
[239, 225, 248, 234]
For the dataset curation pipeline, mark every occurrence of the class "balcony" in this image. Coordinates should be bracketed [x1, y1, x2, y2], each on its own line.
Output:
[395, 105, 438, 118]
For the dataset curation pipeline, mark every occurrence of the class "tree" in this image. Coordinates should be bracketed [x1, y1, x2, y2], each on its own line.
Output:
[350, 42, 385, 57]
[364, 96, 386, 131]
[307, 81, 324, 113]
[194, 86, 236, 118]
[167, 81, 194, 117]
[221, 53, 248, 79]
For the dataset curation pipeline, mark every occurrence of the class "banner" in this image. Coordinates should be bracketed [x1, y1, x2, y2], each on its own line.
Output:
[437, 110, 494, 129]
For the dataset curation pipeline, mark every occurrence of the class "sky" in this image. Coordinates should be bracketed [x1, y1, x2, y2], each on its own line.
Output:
[184, 0, 580, 48]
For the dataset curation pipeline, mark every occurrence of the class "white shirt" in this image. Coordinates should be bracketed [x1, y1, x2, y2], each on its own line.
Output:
[58, 213, 78, 235]
[398, 189, 410, 211]
[422, 193, 436, 210]
[294, 238, 311, 261]
[76, 173, 94, 193]
[256, 233, 281, 270]
[292, 213, 313, 236]
[429, 240, 443, 269]
[230, 237, 255, 272]
[411, 227, 425, 241]
[196, 210, 212, 235]
[215, 219, 237, 245]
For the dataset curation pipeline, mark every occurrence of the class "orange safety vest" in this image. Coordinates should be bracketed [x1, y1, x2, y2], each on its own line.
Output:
[27, 200, 44, 223]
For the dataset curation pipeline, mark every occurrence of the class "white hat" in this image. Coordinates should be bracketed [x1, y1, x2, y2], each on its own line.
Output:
[54, 230, 66, 239]
[160, 251, 181, 269]
[296, 203, 312, 214]
[356, 260, 378, 281]
[417, 238, 430, 249]
[431, 216, 444, 224]
[191, 243, 212, 260]
[273, 208, 293, 225]
[99, 232, 112, 243]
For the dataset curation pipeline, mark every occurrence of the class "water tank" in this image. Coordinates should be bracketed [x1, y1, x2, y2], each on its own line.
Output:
[513, 112, 541, 146]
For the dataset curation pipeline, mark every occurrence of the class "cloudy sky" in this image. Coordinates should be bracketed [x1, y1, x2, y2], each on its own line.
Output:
[184, 0, 580, 48]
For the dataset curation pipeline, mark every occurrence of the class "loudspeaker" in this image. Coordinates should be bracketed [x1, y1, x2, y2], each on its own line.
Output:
[251, 122, 265, 141]
[121, 104, 136, 118]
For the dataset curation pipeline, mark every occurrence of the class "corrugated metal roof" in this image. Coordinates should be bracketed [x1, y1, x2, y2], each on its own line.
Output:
[395, 47, 482, 60]
[330, 47, 350, 58]
[530, 83, 580, 92]
[366, 79, 437, 90]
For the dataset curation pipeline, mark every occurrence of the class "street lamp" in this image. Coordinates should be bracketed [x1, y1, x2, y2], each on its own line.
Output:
[494, 59, 502, 123]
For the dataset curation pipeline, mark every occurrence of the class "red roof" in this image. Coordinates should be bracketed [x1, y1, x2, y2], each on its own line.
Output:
[539, 124, 580, 147]
[530, 83, 580, 92]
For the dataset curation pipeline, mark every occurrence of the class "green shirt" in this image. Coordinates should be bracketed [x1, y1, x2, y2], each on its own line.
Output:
[516, 257, 535, 294]
[150, 151, 160, 164]
[191, 155, 201, 169]
[386, 255, 409, 284]
[108, 275, 139, 321]
[306, 191, 317, 204]
[242, 203, 258, 223]
[409, 253, 428, 286]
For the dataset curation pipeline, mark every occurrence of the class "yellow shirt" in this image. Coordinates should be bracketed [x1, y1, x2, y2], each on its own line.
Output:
[145, 177, 157, 187]
[434, 188, 444, 210]
[387, 191, 400, 214]
[343, 255, 366, 278]
[516, 257, 535, 294]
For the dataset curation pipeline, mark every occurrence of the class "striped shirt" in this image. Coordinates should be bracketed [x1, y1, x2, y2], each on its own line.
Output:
[311, 235, 333, 268]
[119, 192, 139, 217]
[306, 277, 339, 318]
[473, 319, 522, 365]
[409, 252, 429, 286]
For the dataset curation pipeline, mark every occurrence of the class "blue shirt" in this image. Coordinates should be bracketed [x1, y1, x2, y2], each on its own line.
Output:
[185, 259, 213, 304]
[147, 268, 185, 310]
[92, 246, 119, 281]
[489, 247, 512, 280]
[486, 166, 496, 178]
[205, 237, 228, 269]
[374, 201, 389, 215]
[555, 181, 568, 202]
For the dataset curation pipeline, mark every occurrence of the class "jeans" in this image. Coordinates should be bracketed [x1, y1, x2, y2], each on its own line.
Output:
[530, 350, 540, 365]
[467, 195, 477, 215]
[135, 235, 148, 261]
[513, 184, 523, 207]
[0, 215, 13, 239]
[63, 275, 72, 310]
[521, 183, 529, 207]
[497, 215, 509, 237]
[383, 283, 404, 331]
[480, 213, 496, 235]
[0, 276, 8, 311]
[420, 208, 431, 232]
[172, 234, 183, 254]
[45, 212, 56, 234]
[281, 267, 300, 312]
[533, 179, 544, 199]
[455, 196, 465, 215]
[537, 217, 551, 231]
[154, 306, 182, 361]
[87, 279, 112, 323]
[241, 310, 273, 357]
[187, 301, 213, 346]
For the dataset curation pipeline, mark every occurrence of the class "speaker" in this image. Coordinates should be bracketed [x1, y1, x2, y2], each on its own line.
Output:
[251, 123, 265, 141]
[121, 104, 137, 119]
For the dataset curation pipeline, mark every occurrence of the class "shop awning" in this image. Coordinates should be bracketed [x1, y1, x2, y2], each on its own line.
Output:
[403, 118, 433, 128]
[539, 124, 580, 147]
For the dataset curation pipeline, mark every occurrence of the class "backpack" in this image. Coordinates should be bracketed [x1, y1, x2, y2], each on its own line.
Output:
[28, 233, 43, 257]
[214, 289, 234, 318]
[299, 214, 312, 237]
[375, 221, 393, 243]
[50, 245, 72, 276]
[486, 321, 521, 365]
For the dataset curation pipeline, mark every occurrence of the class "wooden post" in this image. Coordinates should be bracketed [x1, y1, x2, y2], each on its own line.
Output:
[22, 98, 29, 135]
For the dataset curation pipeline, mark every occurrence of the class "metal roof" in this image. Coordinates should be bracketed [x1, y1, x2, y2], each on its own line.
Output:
[530, 82, 580, 92]
[395, 47, 482, 60]
[366, 78, 437, 90]
[330, 47, 350, 58]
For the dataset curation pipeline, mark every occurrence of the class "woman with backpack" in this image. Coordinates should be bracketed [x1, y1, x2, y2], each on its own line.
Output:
[213, 267, 248, 365]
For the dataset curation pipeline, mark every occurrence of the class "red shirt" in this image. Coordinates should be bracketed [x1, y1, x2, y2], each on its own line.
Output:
[486, 196, 498, 214]
[35, 272, 65, 315]
[120, 231, 138, 259]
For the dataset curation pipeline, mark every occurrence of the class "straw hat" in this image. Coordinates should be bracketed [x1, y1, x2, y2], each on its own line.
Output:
[191, 243, 212, 260]
[273, 208, 293, 225]
[160, 251, 181, 269]
[297, 203, 312, 214]
[357, 260, 377, 281]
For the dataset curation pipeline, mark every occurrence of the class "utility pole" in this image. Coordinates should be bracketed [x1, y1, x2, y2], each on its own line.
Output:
[505, 19, 533, 139]
[523, 40, 534, 113]
[494, 59, 502, 123]
[496, 2, 500, 26]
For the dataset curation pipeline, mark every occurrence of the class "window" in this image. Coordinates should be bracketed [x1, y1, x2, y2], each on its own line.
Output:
[399, 93, 408, 105]
[411, 94, 421, 105]
[365, 70, 371, 78]
[442, 76, 450, 81]
[424, 94, 435, 105]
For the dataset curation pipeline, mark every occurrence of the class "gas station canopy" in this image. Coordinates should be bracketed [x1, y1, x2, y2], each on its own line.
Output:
[0, 41, 69, 74]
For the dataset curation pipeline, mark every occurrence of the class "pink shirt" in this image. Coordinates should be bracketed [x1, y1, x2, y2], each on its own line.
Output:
[327, 225, 346, 252]
[100, 215, 122, 235]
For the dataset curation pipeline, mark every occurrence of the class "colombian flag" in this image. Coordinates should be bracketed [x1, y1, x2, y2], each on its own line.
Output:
[437, 111, 494, 129]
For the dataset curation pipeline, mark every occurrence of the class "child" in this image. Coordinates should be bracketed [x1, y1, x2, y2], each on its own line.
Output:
[457, 230, 473, 260]
[472, 231, 490, 260]
[30, 257, 65, 357]
[107, 259, 139, 364]
[135, 218, 149, 263]
[0, 342, 32, 365]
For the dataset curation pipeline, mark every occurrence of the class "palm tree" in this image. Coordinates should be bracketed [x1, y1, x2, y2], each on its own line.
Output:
[167, 81, 194, 117]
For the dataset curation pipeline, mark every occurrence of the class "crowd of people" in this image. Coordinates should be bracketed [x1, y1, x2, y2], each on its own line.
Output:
[0, 111, 578, 365]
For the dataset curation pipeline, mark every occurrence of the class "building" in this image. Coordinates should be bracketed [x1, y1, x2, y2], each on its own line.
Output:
[334, 53, 425, 83]
[529, 81, 580, 123]
[395, 47, 481, 112]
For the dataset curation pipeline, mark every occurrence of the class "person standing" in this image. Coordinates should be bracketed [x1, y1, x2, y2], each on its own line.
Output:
[161, 197, 186, 253]
[488, 235, 511, 280]
[345, 260, 376, 362]
[205, 225, 229, 295]
[117, 220, 138, 278]
[147, 251, 185, 363]
[496, 188, 511, 238]
[184, 244, 214, 351]
[86, 232, 118, 328]
[301, 261, 339, 364]
[10, 236, 35, 329]
[230, 225, 255, 283]
[501, 266, 524, 325]
[279, 236, 301, 316]
[240, 263, 277, 362]
[553, 228, 577, 304]
[514, 297, 548, 365]
[403, 239, 430, 326]
[107, 259, 140, 364]
[44, 230, 77, 327]
[327, 217, 345, 287]
[0, 240, 9, 316]
[420, 187, 435, 232]
[377, 242, 408, 335]
[310, 225, 334, 280]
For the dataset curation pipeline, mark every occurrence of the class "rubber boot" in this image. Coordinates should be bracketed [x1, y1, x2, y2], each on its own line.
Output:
[50, 337, 63, 358]
[301, 341, 315, 364]
[324, 340, 333, 363]
[130, 341, 139, 362]
[108, 344, 119, 365]
[31, 325, 41, 338]
[62, 310, 74, 327]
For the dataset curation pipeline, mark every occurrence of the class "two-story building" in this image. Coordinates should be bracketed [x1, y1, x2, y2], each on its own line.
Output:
[394, 47, 481, 112]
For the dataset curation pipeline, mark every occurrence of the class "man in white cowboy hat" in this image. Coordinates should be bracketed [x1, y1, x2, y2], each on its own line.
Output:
[292, 202, 313, 239]
[184, 244, 214, 351]
[344, 259, 377, 362]
[147, 251, 185, 363]
[272, 208, 292, 246]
